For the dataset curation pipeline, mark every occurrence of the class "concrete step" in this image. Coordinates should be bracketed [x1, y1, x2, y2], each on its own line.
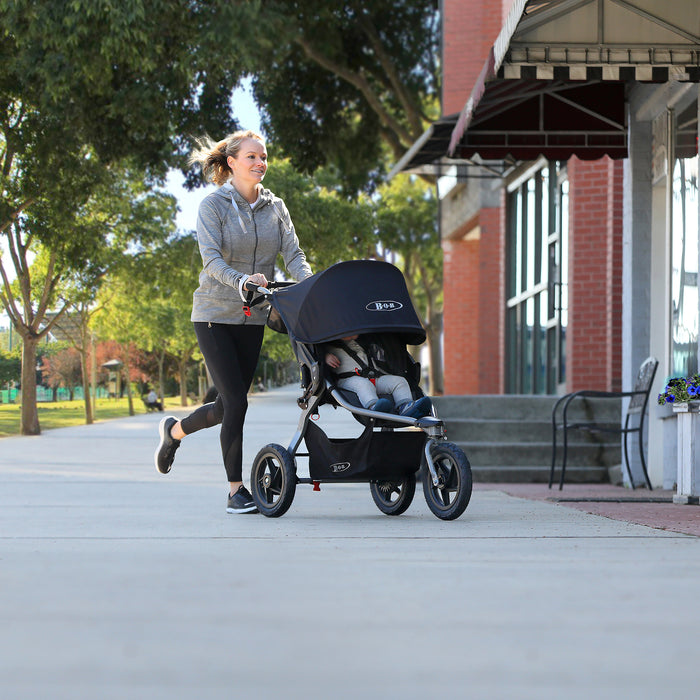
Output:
[444, 417, 621, 444]
[434, 395, 622, 423]
[456, 440, 621, 467]
[431, 394, 622, 484]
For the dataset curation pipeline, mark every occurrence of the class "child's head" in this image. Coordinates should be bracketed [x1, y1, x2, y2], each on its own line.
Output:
[342, 334, 358, 341]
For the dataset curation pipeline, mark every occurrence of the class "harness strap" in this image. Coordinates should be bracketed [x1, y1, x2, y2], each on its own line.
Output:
[329, 340, 385, 384]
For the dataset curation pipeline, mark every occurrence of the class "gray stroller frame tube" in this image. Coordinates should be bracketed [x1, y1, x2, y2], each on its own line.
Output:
[287, 390, 323, 457]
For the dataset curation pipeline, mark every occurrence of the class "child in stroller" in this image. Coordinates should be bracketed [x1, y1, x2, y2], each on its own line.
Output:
[323, 334, 432, 418]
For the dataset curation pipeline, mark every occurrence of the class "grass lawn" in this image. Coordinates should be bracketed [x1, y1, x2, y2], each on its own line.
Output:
[0, 396, 188, 438]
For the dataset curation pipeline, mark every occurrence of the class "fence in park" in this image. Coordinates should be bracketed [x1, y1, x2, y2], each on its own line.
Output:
[0, 387, 112, 404]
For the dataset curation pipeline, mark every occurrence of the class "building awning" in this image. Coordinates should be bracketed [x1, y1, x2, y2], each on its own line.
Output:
[388, 114, 515, 178]
[396, 0, 700, 172]
[450, 78, 627, 161]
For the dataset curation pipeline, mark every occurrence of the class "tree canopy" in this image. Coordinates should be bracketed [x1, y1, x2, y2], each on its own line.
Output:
[184, 0, 440, 192]
[0, 0, 248, 433]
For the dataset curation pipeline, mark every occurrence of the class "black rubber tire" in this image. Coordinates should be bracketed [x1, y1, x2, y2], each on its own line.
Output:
[422, 441, 472, 521]
[250, 444, 297, 518]
[370, 472, 416, 516]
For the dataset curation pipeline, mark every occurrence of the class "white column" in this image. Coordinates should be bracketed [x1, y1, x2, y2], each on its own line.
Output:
[622, 106, 653, 486]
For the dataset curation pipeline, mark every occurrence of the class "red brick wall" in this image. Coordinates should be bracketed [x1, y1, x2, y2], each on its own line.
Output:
[443, 204, 504, 395]
[441, 0, 511, 395]
[478, 204, 505, 393]
[607, 158, 624, 392]
[442, 0, 509, 116]
[443, 235, 481, 394]
[566, 157, 624, 392]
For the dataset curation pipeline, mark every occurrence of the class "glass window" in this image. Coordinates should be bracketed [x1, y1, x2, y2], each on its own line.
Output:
[506, 163, 568, 394]
[671, 102, 699, 377]
[671, 154, 699, 376]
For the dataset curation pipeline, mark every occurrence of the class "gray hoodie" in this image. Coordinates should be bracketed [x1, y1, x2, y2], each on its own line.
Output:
[191, 183, 312, 325]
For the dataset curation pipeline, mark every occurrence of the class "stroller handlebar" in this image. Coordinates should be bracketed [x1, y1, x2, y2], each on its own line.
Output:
[244, 280, 295, 297]
[256, 280, 296, 296]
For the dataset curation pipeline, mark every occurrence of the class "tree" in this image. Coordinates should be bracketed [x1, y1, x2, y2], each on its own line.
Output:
[238, 1, 440, 191]
[0, 347, 20, 388]
[40, 344, 81, 401]
[139, 234, 203, 405]
[374, 175, 443, 393]
[0, 0, 241, 434]
[1, 162, 178, 431]
[263, 159, 374, 270]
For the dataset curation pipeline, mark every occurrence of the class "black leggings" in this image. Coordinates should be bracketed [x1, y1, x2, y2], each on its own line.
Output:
[181, 322, 264, 482]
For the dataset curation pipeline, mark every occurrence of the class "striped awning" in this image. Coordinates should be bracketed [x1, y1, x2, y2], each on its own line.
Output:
[394, 0, 700, 173]
[448, 0, 700, 159]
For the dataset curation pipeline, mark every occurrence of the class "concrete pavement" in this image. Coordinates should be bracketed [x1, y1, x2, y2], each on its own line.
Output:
[1, 384, 699, 699]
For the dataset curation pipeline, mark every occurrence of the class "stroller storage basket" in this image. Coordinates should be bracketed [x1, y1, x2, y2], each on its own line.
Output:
[305, 420, 426, 481]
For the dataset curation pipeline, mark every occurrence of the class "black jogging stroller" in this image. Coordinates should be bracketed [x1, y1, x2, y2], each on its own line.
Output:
[249, 259, 473, 520]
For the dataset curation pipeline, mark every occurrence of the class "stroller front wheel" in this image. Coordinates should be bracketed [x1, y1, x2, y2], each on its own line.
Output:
[370, 472, 416, 516]
[250, 444, 297, 517]
[422, 442, 472, 520]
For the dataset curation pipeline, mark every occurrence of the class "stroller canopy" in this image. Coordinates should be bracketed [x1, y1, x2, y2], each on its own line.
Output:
[270, 260, 426, 345]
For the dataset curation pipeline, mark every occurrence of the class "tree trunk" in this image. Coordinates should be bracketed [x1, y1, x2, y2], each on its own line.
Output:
[90, 334, 97, 408]
[426, 310, 444, 396]
[157, 347, 166, 404]
[178, 358, 188, 406]
[123, 344, 134, 416]
[20, 336, 40, 435]
[80, 346, 93, 424]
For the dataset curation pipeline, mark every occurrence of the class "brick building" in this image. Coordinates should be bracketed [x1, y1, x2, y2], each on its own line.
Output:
[394, 0, 700, 489]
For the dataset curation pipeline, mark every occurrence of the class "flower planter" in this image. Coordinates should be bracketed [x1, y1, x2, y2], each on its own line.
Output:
[672, 403, 700, 505]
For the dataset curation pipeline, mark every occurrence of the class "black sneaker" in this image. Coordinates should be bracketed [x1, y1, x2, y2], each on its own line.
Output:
[227, 485, 259, 514]
[154, 416, 180, 474]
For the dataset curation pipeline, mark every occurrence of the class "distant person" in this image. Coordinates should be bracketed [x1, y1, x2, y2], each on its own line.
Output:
[145, 389, 163, 412]
[153, 129, 312, 514]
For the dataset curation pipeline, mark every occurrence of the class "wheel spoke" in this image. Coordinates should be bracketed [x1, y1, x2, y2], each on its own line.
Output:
[439, 487, 451, 507]
[269, 464, 283, 491]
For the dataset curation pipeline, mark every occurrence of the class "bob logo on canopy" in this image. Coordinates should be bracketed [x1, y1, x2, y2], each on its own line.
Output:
[330, 462, 351, 473]
[366, 300, 403, 312]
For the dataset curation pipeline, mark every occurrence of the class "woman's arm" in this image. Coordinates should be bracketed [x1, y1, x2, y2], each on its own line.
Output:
[196, 198, 246, 290]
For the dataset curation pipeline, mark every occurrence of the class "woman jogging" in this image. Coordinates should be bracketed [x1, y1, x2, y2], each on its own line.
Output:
[154, 130, 312, 513]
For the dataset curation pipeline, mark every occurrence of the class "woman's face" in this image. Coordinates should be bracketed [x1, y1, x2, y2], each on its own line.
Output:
[227, 138, 268, 187]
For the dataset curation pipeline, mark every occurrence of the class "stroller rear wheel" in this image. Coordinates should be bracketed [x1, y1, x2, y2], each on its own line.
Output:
[422, 442, 472, 521]
[369, 473, 416, 516]
[250, 444, 297, 518]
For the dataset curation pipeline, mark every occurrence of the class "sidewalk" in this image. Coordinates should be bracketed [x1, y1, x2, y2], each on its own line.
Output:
[1, 384, 699, 699]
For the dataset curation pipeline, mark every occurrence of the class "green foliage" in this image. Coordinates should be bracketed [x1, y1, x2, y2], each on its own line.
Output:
[1, 0, 240, 172]
[0, 349, 20, 385]
[263, 159, 374, 271]
[375, 174, 441, 310]
[193, 0, 440, 192]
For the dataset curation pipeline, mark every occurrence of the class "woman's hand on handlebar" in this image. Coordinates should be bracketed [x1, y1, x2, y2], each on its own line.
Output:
[245, 273, 268, 290]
